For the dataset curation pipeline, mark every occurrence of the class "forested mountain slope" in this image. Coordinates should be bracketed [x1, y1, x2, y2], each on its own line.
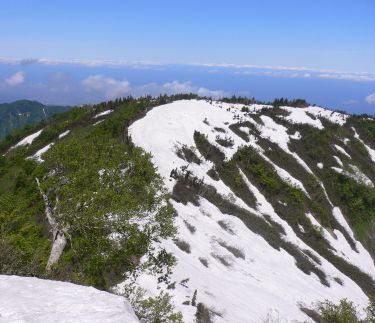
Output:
[0, 100, 70, 139]
[1, 95, 374, 322]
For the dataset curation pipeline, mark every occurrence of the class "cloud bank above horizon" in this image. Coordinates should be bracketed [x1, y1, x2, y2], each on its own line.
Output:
[2, 57, 375, 83]
[0, 57, 374, 115]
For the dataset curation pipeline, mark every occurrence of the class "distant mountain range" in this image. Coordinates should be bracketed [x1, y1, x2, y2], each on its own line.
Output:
[0, 100, 71, 139]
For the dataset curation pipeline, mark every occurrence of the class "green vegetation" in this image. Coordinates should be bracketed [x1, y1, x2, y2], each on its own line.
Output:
[206, 167, 220, 181]
[195, 303, 213, 323]
[316, 299, 359, 323]
[287, 115, 375, 257]
[194, 131, 225, 165]
[0, 96, 182, 291]
[215, 135, 234, 148]
[228, 123, 250, 142]
[0, 156, 51, 277]
[127, 288, 183, 323]
[39, 131, 175, 288]
[217, 240, 245, 259]
[2, 95, 375, 320]
[176, 145, 201, 164]
[350, 116, 375, 147]
[0, 100, 71, 139]
[188, 127, 375, 294]
[309, 297, 375, 323]
[0, 104, 91, 155]
[327, 172, 375, 254]
[271, 97, 309, 108]
[171, 164, 330, 287]
[175, 239, 191, 253]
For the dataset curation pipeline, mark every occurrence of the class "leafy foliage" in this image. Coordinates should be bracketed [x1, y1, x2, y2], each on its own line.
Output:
[317, 299, 359, 323]
[0, 96, 178, 290]
[314, 298, 375, 323]
[127, 288, 183, 323]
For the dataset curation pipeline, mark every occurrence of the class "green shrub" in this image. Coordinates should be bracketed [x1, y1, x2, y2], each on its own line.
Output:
[196, 303, 213, 323]
[130, 289, 183, 323]
[316, 299, 359, 323]
[215, 135, 234, 148]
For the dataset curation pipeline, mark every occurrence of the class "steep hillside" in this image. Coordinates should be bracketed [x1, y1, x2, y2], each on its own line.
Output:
[0, 100, 71, 139]
[129, 99, 375, 322]
[1, 96, 375, 322]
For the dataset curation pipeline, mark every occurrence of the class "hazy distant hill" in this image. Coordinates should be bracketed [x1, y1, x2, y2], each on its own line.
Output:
[0, 100, 71, 139]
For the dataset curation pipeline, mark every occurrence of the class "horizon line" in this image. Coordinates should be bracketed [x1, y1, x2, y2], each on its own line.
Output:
[1, 56, 375, 79]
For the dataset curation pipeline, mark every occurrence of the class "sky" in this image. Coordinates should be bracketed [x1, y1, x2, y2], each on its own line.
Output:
[0, 0, 375, 114]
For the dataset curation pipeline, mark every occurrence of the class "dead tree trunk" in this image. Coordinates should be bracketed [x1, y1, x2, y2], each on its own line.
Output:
[36, 178, 67, 271]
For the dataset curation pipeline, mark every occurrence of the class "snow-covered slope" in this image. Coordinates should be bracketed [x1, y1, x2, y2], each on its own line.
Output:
[128, 99, 375, 322]
[13, 129, 43, 147]
[0, 275, 139, 323]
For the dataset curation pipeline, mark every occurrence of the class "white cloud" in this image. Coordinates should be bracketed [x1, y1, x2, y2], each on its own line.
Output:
[162, 80, 194, 93]
[161, 80, 226, 99]
[82, 75, 131, 99]
[2, 56, 375, 83]
[0, 57, 161, 68]
[196, 87, 225, 99]
[234, 68, 375, 82]
[319, 73, 375, 82]
[80, 77, 226, 100]
[6, 71, 25, 86]
[365, 93, 375, 104]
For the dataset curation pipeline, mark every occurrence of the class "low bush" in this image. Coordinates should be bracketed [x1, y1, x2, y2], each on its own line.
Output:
[215, 135, 234, 148]
[128, 289, 183, 323]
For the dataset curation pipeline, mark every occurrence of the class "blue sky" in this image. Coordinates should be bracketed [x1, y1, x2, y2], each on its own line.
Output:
[0, 0, 375, 114]
[1, 0, 374, 71]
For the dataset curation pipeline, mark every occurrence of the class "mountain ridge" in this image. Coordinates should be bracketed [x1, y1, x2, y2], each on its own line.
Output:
[1, 95, 375, 322]
[128, 99, 375, 321]
[0, 99, 71, 139]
